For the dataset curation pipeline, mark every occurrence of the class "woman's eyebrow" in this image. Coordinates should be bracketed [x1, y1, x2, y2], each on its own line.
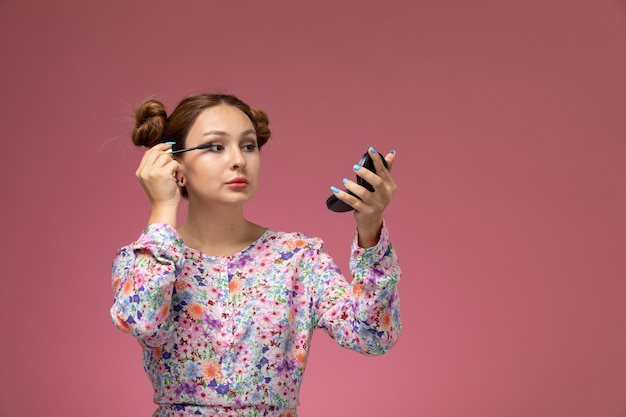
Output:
[240, 129, 256, 137]
[202, 130, 227, 137]
[202, 129, 256, 137]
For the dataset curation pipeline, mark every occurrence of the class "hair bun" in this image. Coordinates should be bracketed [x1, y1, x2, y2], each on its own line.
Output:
[132, 99, 167, 148]
[250, 108, 271, 147]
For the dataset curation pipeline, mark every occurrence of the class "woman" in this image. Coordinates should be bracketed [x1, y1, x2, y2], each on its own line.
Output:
[110, 93, 402, 417]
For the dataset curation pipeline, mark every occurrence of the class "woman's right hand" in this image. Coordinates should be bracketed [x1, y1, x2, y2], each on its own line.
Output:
[135, 143, 182, 227]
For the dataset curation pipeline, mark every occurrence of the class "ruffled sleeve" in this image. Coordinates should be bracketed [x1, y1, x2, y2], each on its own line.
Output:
[308, 221, 402, 355]
[110, 224, 186, 347]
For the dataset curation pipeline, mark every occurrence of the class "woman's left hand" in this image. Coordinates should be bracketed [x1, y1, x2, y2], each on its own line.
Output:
[333, 147, 397, 248]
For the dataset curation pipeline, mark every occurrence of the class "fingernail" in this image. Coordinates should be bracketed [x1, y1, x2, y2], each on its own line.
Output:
[353, 164, 361, 171]
[391, 149, 396, 155]
[342, 178, 348, 185]
[369, 146, 376, 153]
[330, 186, 340, 193]
[165, 149, 173, 154]
[165, 141, 176, 145]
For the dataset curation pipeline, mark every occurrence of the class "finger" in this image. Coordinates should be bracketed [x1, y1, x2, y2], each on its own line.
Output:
[139, 143, 177, 171]
[330, 186, 361, 210]
[342, 177, 386, 211]
[354, 163, 386, 196]
[145, 143, 175, 159]
[151, 143, 178, 167]
[353, 163, 374, 186]
[384, 150, 396, 173]
[368, 147, 394, 179]
[154, 142, 175, 151]
[137, 151, 180, 184]
[350, 162, 395, 204]
[342, 178, 367, 202]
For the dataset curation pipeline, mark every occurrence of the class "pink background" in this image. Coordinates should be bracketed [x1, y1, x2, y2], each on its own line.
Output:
[1, 1, 625, 416]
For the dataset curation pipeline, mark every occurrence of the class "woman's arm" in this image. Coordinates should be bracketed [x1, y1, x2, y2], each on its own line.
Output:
[309, 223, 402, 356]
[110, 224, 185, 347]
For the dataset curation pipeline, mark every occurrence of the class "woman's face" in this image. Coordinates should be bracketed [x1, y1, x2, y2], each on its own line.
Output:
[179, 104, 260, 206]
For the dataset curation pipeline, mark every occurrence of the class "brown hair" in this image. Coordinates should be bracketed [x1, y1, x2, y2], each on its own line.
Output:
[131, 93, 271, 151]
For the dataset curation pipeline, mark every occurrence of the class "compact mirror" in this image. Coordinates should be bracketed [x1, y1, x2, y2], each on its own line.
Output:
[326, 151, 389, 212]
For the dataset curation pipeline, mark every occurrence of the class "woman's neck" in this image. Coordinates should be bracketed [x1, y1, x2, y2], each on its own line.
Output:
[178, 203, 264, 257]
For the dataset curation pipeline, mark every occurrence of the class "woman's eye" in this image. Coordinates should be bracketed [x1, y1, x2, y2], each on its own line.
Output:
[205, 143, 223, 152]
[243, 143, 257, 152]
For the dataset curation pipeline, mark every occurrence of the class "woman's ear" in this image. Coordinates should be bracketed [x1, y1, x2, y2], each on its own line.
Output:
[175, 167, 186, 187]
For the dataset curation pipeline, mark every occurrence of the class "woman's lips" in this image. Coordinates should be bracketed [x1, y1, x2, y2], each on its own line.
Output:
[226, 178, 249, 188]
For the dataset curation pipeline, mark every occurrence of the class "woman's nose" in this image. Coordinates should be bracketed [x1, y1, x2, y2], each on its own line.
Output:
[229, 147, 246, 169]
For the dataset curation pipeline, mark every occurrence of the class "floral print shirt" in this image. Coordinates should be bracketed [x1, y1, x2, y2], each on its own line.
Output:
[110, 223, 401, 417]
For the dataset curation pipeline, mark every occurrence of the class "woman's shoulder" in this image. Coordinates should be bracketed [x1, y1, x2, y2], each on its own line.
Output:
[260, 229, 325, 250]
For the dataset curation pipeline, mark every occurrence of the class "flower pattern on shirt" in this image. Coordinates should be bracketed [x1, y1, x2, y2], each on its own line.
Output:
[111, 223, 401, 417]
